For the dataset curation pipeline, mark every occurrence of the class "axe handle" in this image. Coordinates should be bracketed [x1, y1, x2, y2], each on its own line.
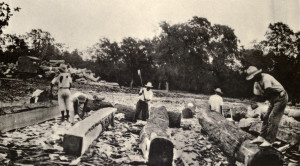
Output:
[138, 70, 146, 101]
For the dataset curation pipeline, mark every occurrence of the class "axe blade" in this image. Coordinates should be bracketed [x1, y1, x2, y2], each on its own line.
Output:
[137, 69, 141, 76]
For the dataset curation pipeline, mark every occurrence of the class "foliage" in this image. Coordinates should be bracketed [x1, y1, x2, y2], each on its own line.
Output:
[0, 2, 12, 35]
[1, 5, 300, 104]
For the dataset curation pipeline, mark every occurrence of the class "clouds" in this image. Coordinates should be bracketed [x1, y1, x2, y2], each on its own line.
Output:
[4, 0, 300, 50]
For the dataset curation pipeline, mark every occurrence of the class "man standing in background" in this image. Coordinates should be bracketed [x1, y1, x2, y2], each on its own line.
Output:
[208, 88, 224, 116]
[133, 82, 153, 122]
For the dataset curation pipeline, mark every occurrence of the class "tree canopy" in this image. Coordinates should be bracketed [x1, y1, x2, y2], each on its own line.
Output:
[1, 3, 300, 104]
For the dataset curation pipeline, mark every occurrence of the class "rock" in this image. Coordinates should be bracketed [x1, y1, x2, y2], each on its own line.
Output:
[286, 109, 300, 121]
[114, 104, 136, 122]
[248, 121, 262, 136]
[238, 118, 260, 129]
[277, 115, 300, 144]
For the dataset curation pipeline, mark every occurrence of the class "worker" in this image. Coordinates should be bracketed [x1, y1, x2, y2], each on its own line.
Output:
[133, 82, 153, 122]
[51, 66, 73, 122]
[71, 91, 89, 120]
[246, 66, 288, 147]
[208, 88, 224, 116]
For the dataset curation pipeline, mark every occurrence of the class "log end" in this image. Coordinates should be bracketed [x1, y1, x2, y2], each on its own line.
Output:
[168, 111, 181, 128]
[148, 138, 174, 166]
[238, 140, 284, 166]
[182, 108, 193, 119]
[62, 135, 83, 156]
[248, 147, 284, 166]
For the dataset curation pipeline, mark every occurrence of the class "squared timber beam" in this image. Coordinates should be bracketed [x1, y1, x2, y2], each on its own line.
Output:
[62, 107, 116, 156]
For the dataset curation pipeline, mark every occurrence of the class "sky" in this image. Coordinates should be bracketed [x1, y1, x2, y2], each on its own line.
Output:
[3, 0, 300, 51]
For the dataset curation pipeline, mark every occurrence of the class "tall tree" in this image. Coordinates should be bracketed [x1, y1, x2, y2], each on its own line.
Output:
[25, 29, 55, 59]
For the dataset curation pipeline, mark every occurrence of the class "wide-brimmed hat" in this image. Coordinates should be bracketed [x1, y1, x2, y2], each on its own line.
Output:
[145, 82, 153, 88]
[246, 66, 262, 80]
[214, 88, 223, 94]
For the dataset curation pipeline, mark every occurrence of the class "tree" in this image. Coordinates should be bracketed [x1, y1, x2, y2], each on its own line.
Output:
[121, 37, 149, 88]
[0, 2, 12, 35]
[253, 22, 300, 104]
[25, 29, 55, 59]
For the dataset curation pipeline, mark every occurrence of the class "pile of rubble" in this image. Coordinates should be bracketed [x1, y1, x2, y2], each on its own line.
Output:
[0, 57, 116, 88]
[40, 60, 100, 83]
[0, 62, 17, 78]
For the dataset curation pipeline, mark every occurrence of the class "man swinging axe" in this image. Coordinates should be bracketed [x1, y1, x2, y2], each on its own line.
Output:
[133, 82, 153, 122]
[133, 69, 153, 122]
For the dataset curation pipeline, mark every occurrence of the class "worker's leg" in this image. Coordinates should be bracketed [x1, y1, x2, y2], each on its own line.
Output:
[58, 90, 66, 121]
[134, 100, 142, 122]
[264, 93, 288, 143]
[260, 102, 274, 140]
[250, 102, 274, 143]
[73, 99, 79, 115]
[64, 90, 73, 123]
[142, 102, 149, 121]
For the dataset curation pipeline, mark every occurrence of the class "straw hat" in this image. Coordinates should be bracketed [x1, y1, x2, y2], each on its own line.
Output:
[145, 82, 153, 88]
[246, 66, 262, 80]
[214, 88, 223, 94]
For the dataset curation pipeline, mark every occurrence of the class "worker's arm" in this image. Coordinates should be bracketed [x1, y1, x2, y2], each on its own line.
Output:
[220, 105, 223, 116]
[264, 87, 284, 98]
[69, 73, 72, 90]
[138, 88, 143, 95]
[251, 96, 267, 102]
[50, 75, 58, 99]
[220, 98, 224, 116]
[50, 83, 54, 99]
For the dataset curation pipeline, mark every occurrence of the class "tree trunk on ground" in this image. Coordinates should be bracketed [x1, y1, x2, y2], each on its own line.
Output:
[198, 105, 283, 166]
[139, 106, 174, 166]
[167, 111, 181, 128]
[86, 100, 113, 111]
[158, 82, 161, 90]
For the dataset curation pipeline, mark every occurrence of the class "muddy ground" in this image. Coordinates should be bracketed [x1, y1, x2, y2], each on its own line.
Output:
[0, 79, 299, 166]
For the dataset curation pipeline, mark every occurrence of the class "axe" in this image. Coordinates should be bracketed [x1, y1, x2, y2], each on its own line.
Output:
[137, 69, 143, 86]
[137, 69, 146, 101]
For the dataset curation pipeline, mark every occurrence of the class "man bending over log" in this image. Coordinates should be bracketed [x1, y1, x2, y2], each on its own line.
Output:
[51, 66, 73, 122]
[208, 88, 224, 116]
[246, 66, 288, 147]
[133, 82, 153, 122]
[71, 92, 89, 120]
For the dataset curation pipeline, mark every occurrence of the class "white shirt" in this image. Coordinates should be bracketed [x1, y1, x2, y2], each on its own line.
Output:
[208, 94, 223, 113]
[51, 73, 72, 88]
[253, 73, 285, 96]
[139, 88, 153, 102]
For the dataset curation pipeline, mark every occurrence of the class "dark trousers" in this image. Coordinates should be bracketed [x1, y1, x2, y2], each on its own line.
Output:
[261, 92, 288, 143]
[134, 100, 149, 121]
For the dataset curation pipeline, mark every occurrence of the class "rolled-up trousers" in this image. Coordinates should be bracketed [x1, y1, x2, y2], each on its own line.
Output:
[261, 91, 288, 143]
